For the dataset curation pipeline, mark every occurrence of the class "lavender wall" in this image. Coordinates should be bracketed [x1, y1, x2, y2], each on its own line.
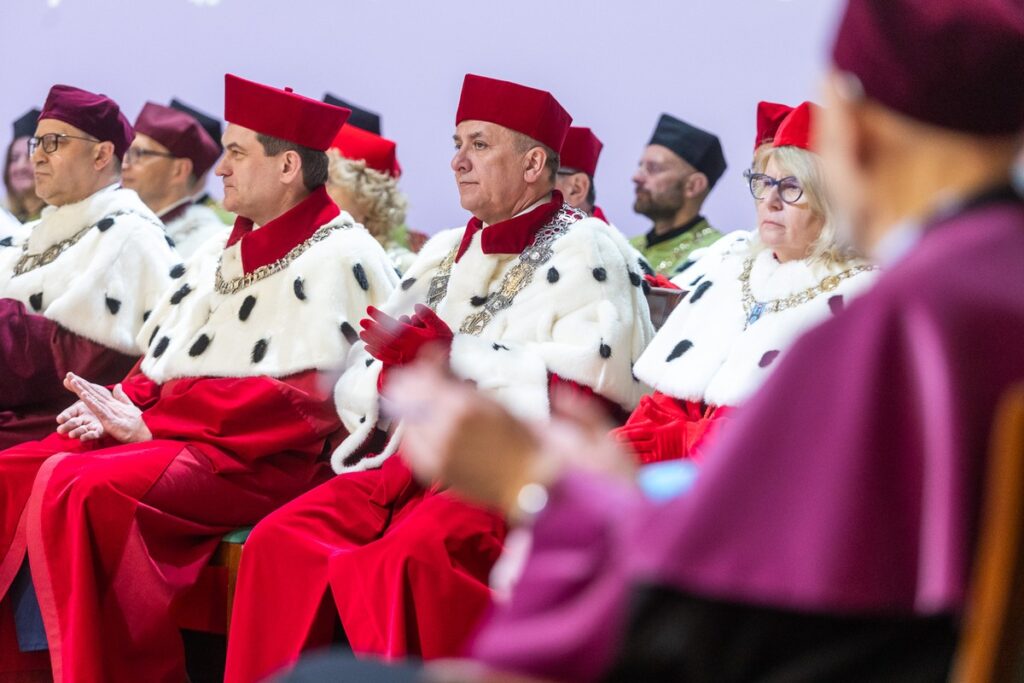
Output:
[1, 0, 844, 236]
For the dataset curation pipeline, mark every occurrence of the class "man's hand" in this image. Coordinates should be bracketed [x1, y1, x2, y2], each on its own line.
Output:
[386, 349, 636, 518]
[62, 373, 152, 444]
[55, 400, 104, 441]
[359, 304, 454, 367]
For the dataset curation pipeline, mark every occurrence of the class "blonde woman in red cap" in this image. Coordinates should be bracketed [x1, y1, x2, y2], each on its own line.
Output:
[613, 101, 877, 466]
[0, 74, 397, 682]
[223, 74, 654, 682]
[326, 124, 415, 272]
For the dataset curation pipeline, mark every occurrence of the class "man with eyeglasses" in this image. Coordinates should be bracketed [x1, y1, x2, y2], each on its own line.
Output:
[630, 114, 726, 276]
[122, 101, 226, 257]
[0, 84, 176, 450]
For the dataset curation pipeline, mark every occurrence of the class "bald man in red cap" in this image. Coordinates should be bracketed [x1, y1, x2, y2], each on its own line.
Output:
[122, 101, 226, 257]
[222, 74, 655, 682]
[0, 74, 397, 681]
[0, 86, 177, 451]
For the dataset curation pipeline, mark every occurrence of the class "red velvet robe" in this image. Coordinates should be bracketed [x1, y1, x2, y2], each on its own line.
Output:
[0, 298, 137, 450]
[0, 369, 339, 681]
[224, 194, 646, 683]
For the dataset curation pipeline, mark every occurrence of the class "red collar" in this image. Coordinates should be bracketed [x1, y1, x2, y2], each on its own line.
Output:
[591, 205, 608, 223]
[455, 191, 564, 262]
[226, 185, 340, 273]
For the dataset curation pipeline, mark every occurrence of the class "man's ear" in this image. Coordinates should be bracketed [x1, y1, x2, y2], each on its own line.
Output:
[280, 149, 303, 185]
[523, 146, 548, 184]
[684, 171, 709, 199]
[94, 141, 116, 172]
[565, 172, 588, 204]
[170, 158, 195, 186]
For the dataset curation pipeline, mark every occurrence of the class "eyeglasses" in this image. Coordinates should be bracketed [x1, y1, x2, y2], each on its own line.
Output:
[744, 170, 805, 205]
[123, 148, 177, 165]
[28, 133, 100, 156]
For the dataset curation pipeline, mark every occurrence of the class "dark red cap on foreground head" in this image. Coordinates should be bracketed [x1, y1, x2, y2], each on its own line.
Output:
[832, 0, 1024, 135]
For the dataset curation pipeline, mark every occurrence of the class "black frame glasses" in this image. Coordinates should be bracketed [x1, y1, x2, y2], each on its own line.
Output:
[744, 170, 805, 205]
[123, 148, 177, 165]
[28, 133, 100, 156]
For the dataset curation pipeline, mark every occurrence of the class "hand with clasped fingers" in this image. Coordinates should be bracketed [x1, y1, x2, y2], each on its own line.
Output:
[55, 372, 152, 444]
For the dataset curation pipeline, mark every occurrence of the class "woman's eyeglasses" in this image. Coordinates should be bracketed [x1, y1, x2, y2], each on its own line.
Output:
[744, 170, 805, 205]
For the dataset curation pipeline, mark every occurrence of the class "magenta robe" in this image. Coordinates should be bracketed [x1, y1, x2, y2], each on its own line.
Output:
[471, 187, 1024, 681]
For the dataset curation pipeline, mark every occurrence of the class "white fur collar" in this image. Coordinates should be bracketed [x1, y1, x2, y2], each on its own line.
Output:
[138, 211, 398, 382]
[637, 244, 878, 406]
[163, 201, 228, 259]
[0, 185, 178, 354]
[331, 210, 656, 473]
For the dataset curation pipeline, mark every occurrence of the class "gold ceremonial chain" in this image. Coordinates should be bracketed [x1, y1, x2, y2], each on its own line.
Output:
[426, 204, 585, 336]
[214, 221, 351, 295]
[740, 256, 877, 328]
[12, 209, 157, 276]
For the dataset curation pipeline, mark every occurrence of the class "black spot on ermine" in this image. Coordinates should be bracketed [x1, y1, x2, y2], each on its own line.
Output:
[251, 339, 269, 364]
[547, 267, 560, 283]
[29, 292, 43, 311]
[599, 343, 612, 359]
[169, 283, 192, 305]
[689, 281, 713, 303]
[105, 297, 121, 314]
[592, 267, 607, 282]
[189, 334, 211, 357]
[96, 217, 114, 232]
[293, 277, 307, 301]
[666, 340, 693, 362]
[759, 350, 781, 368]
[401, 278, 416, 291]
[340, 322, 359, 345]
[170, 264, 186, 279]
[352, 264, 370, 291]
[153, 336, 170, 358]
[238, 295, 256, 321]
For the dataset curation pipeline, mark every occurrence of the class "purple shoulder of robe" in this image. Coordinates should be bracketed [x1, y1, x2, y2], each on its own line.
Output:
[471, 192, 1024, 682]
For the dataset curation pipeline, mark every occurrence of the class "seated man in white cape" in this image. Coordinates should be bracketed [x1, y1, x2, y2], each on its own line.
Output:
[223, 74, 655, 683]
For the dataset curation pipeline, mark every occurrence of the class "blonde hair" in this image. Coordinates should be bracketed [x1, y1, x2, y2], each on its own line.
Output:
[752, 144, 858, 265]
[326, 149, 408, 241]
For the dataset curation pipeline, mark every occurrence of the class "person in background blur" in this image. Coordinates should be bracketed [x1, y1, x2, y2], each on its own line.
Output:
[630, 114, 726, 275]
[4, 110, 45, 223]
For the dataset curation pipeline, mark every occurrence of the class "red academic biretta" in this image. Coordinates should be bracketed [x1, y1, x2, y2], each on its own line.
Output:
[224, 74, 351, 151]
[330, 125, 402, 178]
[134, 102, 221, 177]
[832, 0, 1024, 135]
[38, 84, 134, 160]
[456, 74, 572, 153]
[772, 102, 821, 152]
[754, 101, 794, 151]
[559, 127, 603, 177]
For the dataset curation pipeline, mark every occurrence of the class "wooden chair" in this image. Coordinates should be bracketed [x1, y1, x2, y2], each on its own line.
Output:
[951, 383, 1024, 682]
[175, 527, 251, 636]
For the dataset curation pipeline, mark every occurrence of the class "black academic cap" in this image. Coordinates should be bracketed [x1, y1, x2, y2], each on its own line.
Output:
[169, 98, 223, 152]
[323, 93, 382, 135]
[648, 113, 727, 189]
[12, 109, 41, 140]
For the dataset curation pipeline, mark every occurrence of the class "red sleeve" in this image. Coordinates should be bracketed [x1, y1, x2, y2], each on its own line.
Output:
[138, 369, 343, 462]
[548, 373, 631, 426]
